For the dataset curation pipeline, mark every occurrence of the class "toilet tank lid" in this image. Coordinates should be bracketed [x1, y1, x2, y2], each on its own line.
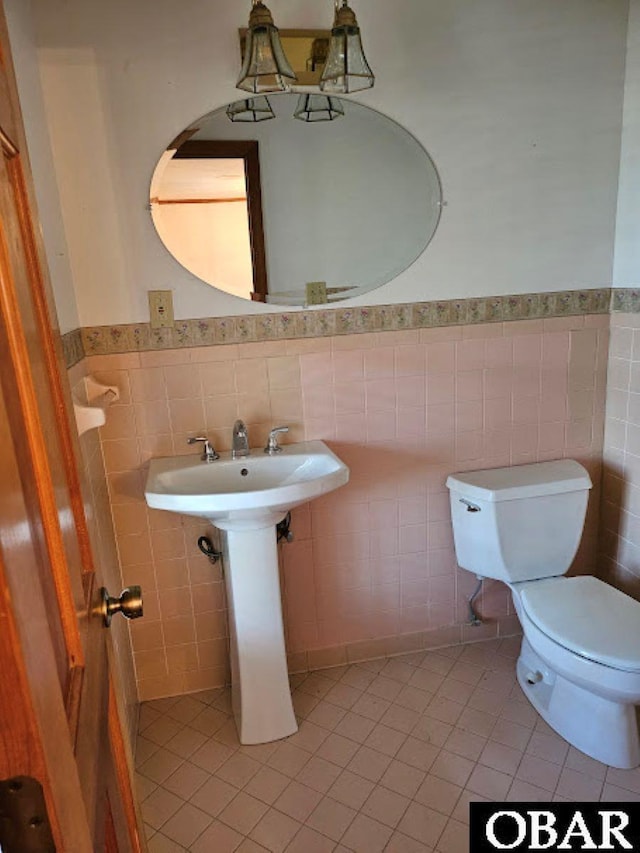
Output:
[446, 460, 592, 502]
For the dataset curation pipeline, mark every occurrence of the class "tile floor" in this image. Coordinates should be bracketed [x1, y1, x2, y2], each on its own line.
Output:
[136, 637, 640, 852]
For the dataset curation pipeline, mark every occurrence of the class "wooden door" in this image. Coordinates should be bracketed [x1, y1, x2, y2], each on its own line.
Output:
[0, 4, 143, 851]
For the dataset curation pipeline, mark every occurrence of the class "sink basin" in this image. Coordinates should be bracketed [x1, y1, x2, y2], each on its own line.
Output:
[144, 438, 349, 745]
[145, 439, 349, 530]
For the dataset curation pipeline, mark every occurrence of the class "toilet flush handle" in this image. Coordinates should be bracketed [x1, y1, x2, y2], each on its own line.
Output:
[460, 498, 481, 513]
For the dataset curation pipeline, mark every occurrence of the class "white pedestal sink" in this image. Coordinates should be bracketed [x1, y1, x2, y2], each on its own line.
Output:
[145, 440, 349, 744]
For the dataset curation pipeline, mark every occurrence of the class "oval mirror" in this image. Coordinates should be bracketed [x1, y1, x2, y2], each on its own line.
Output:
[150, 93, 442, 306]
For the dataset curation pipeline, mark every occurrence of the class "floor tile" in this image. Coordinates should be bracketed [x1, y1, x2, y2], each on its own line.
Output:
[466, 764, 512, 800]
[334, 712, 377, 745]
[306, 797, 356, 842]
[316, 733, 361, 767]
[341, 813, 393, 852]
[140, 786, 184, 831]
[443, 728, 486, 762]
[525, 730, 569, 766]
[478, 740, 523, 776]
[398, 802, 448, 848]
[411, 716, 453, 747]
[274, 781, 323, 822]
[414, 774, 462, 816]
[361, 785, 410, 828]
[190, 739, 235, 775]
[307, 700, 348, 731]
[365, 724, 408, 757]
[269, 742, 313, 777]
[347, 745, 393, 782]
[147, 832, 187, 852]
[285, 825, 336, 853]
[506, 778, 554, 801]
[245, 766, 291, 805]
[162, 762, 209, 800]
[136, 638, 637, 853]
[296, 756, 343, 793]
[327, 769, 376, 810]
[216, 753, 262, 787]
[379, 760, 426, 799]
[555, 767, 604, 801]
[385, 829, 434, 851]
[429, 751, 474, 788]
[435, 818, 467, 853]
[190, 776, 238, 817]
[190, 819, 244, 853]
[165, 727, 208, 759]
[219, 792, 270, 835]
[287, 721, 330, 754]
[139, 748, 184, 784]
[515, 753, 562, 792]
[250, 809, 301, 852]
[160, 802, 211, 848]
[395, 738, 439, 773]
[489, 718, 531, 751]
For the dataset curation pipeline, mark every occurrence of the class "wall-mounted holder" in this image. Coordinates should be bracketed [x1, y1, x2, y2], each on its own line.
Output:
[73, 375, 119, 436]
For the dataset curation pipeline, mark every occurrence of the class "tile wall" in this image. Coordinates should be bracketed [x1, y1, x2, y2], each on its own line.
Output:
[83, 314, 608, 701]
[599, 312, 640, 597]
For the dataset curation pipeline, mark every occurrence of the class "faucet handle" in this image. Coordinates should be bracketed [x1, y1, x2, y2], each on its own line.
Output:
[187, 436, 220, 462]
[264, 426, 289, 455]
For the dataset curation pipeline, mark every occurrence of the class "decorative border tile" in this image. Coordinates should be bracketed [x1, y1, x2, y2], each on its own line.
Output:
[63, 287, 612, 368]
[61, 327, 84, 367]
[612, 287, 640, 313]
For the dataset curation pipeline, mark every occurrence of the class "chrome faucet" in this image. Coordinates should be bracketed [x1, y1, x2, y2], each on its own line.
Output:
[187, 436, 219, 462]
[232, 419, 250, 459]
[264, 426, 289, 454]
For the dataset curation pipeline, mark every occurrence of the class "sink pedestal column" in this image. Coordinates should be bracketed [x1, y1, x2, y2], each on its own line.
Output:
[221, 525, 298, 744]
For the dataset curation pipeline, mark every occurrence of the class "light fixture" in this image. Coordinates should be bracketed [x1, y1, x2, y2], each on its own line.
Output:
[320, 0, 374, 94]
[294, 94, 344, 122]
[226, 96, 276, 122]
[237, 1, 297, 93]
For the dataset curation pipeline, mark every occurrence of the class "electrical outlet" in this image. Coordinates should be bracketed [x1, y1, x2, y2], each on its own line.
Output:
[305, 281, 327, 305]
[148, 290, 174, 328]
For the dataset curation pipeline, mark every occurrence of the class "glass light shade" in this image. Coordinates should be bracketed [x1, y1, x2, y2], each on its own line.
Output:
[293, 93, 344, 122]
[237, 2, 297, 93]
[226, 96, 275, 122]
[320, 1, 374, 94]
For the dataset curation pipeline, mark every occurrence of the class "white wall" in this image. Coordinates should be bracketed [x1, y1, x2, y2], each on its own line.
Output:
[4, 0, 79, 333]
[614, 0, 640, 288]
[30, 0, 629, 326]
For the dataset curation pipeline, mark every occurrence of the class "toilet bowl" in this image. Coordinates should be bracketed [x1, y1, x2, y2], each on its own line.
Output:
[447, 460, 640, 769]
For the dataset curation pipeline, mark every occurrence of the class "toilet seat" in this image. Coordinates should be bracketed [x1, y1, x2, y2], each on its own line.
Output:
[517, 576, 640, 673]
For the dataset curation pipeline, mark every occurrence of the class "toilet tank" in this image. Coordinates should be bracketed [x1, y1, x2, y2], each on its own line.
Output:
[446, 460, 592, 583]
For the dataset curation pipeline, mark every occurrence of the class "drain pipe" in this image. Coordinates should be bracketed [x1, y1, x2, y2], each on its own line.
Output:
[468, 577, 483, 626]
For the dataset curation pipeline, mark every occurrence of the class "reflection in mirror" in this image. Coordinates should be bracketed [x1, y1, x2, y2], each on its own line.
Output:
[150, 94, 442, 306]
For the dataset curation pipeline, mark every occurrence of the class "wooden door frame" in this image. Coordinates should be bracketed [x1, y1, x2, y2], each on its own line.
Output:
[173, 139, 269, 301]
[0, 3, 144, 850]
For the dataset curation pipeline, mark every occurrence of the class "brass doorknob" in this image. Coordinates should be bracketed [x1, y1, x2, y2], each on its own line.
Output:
[100, 586, 143, 627]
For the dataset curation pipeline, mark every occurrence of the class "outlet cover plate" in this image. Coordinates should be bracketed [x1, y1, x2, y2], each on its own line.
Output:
[149, 290, 174, 328]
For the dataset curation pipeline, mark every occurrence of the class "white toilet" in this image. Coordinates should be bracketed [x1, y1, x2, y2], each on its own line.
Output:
[447, 459, 640, 769]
